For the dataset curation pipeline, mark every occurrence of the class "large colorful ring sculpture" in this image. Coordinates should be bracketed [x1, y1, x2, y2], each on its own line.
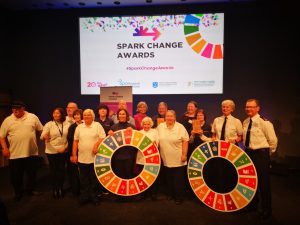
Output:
[94, 129, 160, 196]
[188, 141, 258, 212]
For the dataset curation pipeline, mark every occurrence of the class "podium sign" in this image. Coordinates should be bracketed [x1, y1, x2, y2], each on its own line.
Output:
[100, 86, 133, 115]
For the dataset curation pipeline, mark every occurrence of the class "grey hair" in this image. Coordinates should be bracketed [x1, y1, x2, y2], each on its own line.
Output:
[158, 102, 168, 109]
[166, 109, 176, 117]
[67, 102, 78, 108]
[141, 116, 154, 128]
[221, 99, 235, 111]
[136, 101, 148, 112]
[83, 109, 95, 120]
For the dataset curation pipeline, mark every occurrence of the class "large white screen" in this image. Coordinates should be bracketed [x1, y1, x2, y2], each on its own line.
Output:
[79, 13, 224, 94]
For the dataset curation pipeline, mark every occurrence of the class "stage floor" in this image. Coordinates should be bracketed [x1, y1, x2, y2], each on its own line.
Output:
[0, 165, 299, 225]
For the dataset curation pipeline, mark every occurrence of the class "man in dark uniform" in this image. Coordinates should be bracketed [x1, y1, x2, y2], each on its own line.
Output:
[243, 99, 278, 220]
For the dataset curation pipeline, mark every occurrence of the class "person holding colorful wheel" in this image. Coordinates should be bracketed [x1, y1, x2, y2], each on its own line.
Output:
[211, 99, 243, 143]
[108, 108, 136, 202]
[108, 109, 136, 179]
[135, 116, 159, 200]
[157, 110, 189, 205]
[71, 109, 106, 205]
[211, 99, 243, 193]
[111, 100, 135, 126]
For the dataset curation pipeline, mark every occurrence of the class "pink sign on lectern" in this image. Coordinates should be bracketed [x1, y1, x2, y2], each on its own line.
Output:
[100, 86, 133, 116]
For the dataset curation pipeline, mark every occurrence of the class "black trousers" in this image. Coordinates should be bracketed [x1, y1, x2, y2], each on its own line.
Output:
[46, 153, 65, 190]
[65, 153, 80, 195]
[68, 161, 80, 195]
[78, 163, 98, 202]
[0, 198, 10, 225]
[245, 148, 272, 213]
[157, 161, 167, 195]
[164, 165, 186, 201]
[9, 156, 38, 197]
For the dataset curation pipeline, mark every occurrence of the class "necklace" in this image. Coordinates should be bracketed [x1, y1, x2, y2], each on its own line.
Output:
[54, 121, 63, 137]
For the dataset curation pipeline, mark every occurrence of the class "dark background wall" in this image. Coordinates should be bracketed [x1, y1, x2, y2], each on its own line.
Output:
[0, 2, 299, 159]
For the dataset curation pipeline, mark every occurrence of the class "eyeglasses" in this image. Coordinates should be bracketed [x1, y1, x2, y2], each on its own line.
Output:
[245, 106, 257, 109]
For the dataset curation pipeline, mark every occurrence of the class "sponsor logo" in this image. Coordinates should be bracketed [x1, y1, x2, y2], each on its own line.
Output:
[117, 79, 140, 87]
[189, 81, 215, 87]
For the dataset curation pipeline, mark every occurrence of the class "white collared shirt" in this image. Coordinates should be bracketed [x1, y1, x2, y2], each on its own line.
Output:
[211, 114, 243, 141]
[0, 112, 43, 159]
[41, 120, 70, 154]
[74, 121, 106, 164]
[157, 122, 189, 168]
[65, 116, 75, 125]
[243, 114, 278, 152]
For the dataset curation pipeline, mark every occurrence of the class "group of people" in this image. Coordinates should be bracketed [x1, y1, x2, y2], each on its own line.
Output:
[0, 98, 277, 220]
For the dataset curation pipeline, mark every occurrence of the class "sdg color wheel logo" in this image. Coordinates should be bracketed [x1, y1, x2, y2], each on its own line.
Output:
[184, 14, 223, 59]
[188, 141, 258, 212]
[94, 129, 160, 196]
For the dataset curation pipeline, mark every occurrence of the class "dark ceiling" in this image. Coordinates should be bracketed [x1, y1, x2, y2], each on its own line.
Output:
[0, 0, 253, 11]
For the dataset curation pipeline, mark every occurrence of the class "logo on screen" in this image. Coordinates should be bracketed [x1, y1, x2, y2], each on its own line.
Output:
[184, 14, 223, 59]
[152, 82, 158, 88]
[133, 26, 161, 41]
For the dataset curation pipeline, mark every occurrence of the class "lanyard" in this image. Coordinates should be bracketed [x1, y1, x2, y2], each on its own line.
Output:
[54, 121, 63, 137]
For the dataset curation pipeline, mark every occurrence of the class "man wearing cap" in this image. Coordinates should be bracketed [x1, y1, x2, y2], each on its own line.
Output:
[0, 100, 43, 201]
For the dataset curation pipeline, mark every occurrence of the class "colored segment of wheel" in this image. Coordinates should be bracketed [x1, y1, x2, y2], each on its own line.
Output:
[184, 14, 223, 59]
[188, 141, 257, 212]
[94, 129, 160, 196]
